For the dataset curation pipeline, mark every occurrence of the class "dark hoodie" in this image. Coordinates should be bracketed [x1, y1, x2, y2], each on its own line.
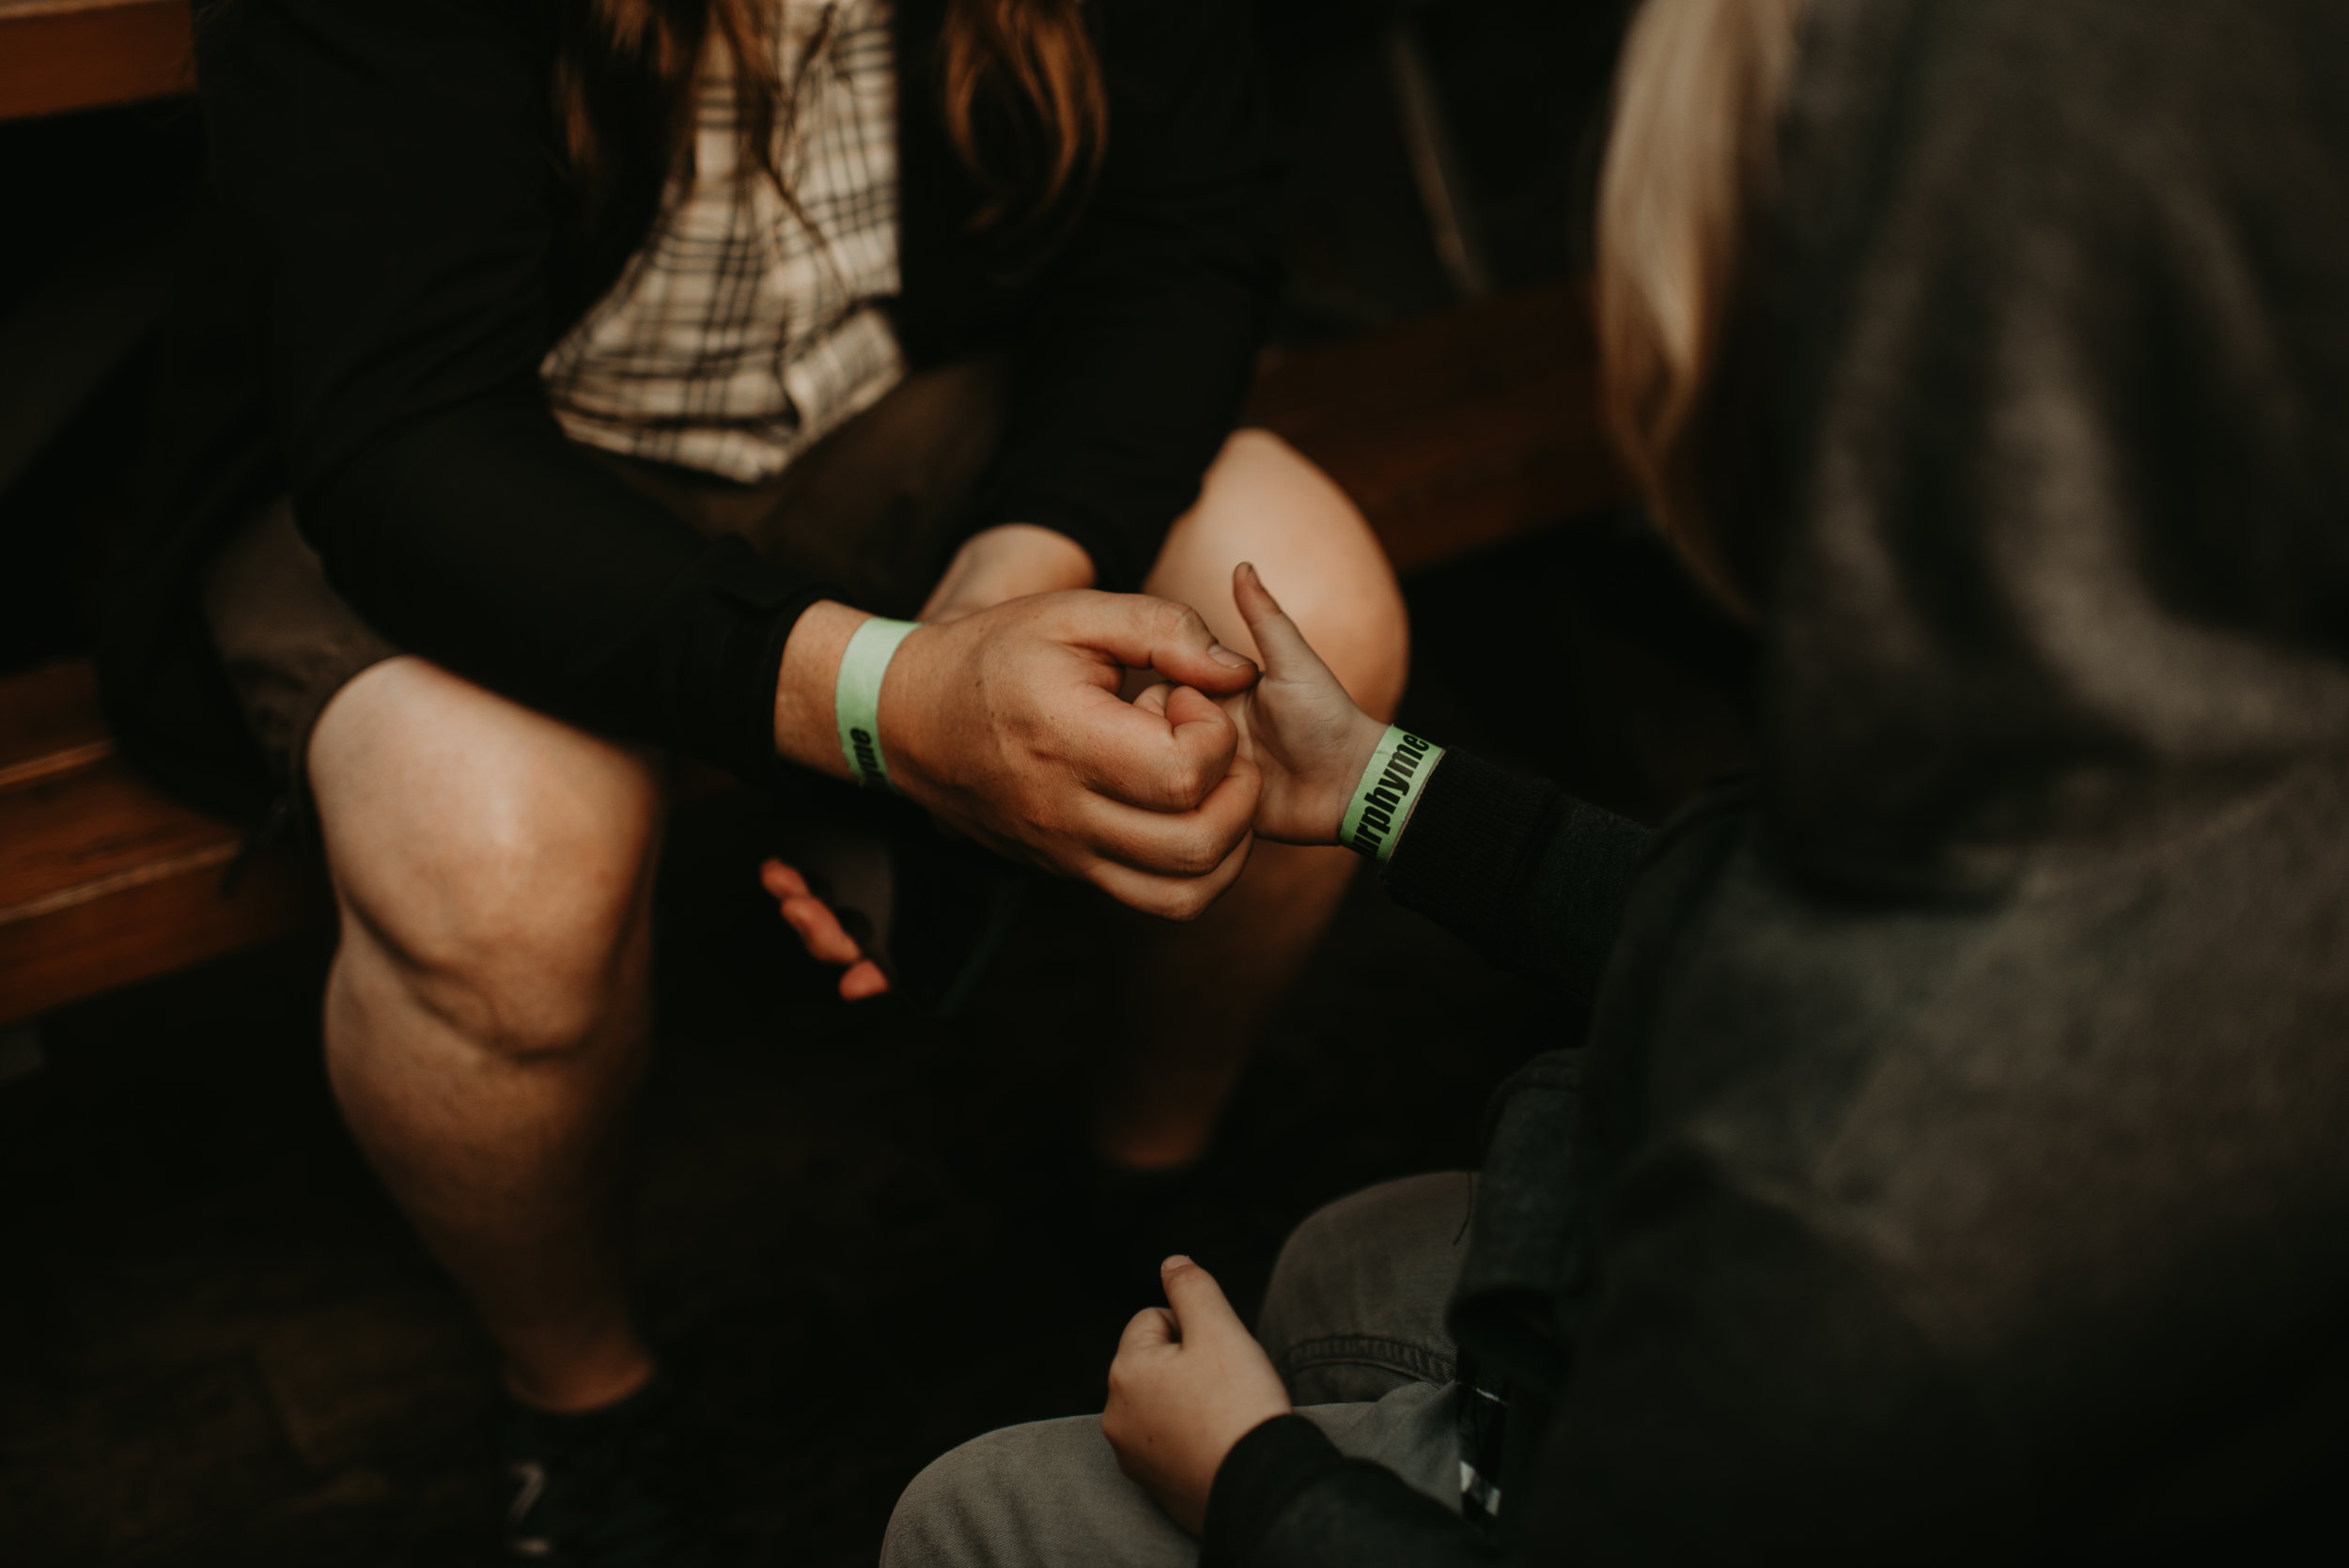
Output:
[1207, 0, 2349, 1560]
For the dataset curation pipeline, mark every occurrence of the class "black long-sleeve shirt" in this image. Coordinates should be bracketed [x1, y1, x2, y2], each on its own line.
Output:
[1204, 749, 1654, 1568]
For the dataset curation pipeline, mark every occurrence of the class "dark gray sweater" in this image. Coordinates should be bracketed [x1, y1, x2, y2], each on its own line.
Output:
[1207, 0, 2349, 1560]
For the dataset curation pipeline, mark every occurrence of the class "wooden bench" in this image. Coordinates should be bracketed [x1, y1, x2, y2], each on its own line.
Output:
[0, 661, 329, 1028]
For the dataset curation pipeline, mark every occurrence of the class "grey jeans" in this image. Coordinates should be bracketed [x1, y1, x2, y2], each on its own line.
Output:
[880, 1172, 1477, 1568]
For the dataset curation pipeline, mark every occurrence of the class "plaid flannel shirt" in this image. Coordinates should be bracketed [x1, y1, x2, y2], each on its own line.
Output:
[541, 0, 904, 483]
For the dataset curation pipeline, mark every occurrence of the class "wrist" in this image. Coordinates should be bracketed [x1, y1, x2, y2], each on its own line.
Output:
[1338, 723, 1445, 864]
[773, 599, 872, 777]
[1202, 1413, 1346, 1561]
[1317, 713, 1391, 844]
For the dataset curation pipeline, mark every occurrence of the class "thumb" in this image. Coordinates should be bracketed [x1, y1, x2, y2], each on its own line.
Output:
[1160, 1255, 1248, 1343]
[1058, 594, 1259, 696]
[1232, 563, 1340, 687]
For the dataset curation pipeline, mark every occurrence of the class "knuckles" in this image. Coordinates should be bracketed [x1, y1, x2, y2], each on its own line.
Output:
[1149, 598, 1209, 644]
[1162, 826, 1234, 879]
[1146, 877, 1223, 924]
[1156, 754, 1223, 814]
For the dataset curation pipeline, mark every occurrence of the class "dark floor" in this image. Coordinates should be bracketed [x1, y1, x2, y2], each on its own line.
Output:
[0, 523, 1751, 1566]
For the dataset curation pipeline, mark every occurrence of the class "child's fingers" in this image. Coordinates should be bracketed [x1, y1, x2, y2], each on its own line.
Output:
[1159, 1254, 1249, 1343]
[1232, 563, 1332, 682]
[1159, 684, 1227, 734]
[766, 857, 883, 984]
[778, 893, 865, 966]
[1119, 1306, 1179, 1355]
[839, 959, 891, 1001]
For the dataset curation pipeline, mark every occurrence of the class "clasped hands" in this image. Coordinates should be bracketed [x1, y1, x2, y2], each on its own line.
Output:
[767, 526, 1389, 993]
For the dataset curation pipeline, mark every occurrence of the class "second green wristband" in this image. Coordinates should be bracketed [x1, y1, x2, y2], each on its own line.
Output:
[1340, 724, 1444, 865]
[834, 617, 920, 791]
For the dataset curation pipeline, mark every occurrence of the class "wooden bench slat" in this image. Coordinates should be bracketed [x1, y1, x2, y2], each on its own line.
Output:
[0, 658, 110, 775]
[0, 831, 323, 1027]
[1, 755, 246, 919]
[0, 660, 328, 1026]
[0, 0, 193, 122]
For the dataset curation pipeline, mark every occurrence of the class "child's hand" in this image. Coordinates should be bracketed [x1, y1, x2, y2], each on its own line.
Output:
[1128, 564, 1382, 846]
[1103, 1255, 1293, 1537]
[1221, 562, 1388, 846]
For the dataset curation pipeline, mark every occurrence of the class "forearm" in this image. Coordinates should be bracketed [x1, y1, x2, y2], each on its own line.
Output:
[769, 600, 868, 777]
[303, 399, 830, 781]
[775, 526, 1101, 776]
[1205, 1417, 1503, 1568]
[977, 0, 1279, 592]
[1379, 753, 1650, 1001]
[1227, 567, 1648, 995]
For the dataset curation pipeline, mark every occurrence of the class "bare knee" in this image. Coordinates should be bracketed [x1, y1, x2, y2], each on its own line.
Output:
[313, 659, 662, 1059]
[1151, 429, 1410, 721]
[354, 800, 657, 1059]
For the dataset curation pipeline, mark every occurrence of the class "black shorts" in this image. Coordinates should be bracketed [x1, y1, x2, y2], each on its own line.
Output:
[199, 360, 1008, 805]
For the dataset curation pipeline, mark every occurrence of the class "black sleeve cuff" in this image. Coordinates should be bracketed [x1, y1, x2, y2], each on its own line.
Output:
[1382, 750, 1561, 965]
[621, 531, 835, 788]
[1202, 1413, 1349, 1568]
[307, 401, 837, 787]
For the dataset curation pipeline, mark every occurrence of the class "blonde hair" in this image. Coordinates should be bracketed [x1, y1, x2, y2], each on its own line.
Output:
[1596, 0, 1810, 612]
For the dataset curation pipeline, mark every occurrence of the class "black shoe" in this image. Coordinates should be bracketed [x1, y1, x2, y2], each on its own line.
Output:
[503, 1376, 715, 1566]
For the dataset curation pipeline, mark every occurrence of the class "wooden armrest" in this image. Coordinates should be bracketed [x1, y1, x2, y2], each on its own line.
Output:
[0, 0, 194, 123]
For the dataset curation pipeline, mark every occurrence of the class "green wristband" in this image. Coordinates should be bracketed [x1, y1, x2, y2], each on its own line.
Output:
[834, 617, 920, 791]
[1340, 724, 1444, 865]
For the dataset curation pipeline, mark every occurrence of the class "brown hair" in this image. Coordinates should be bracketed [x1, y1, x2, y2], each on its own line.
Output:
[1595, 0, 1808, 613]
[556, 0, 1108, 229]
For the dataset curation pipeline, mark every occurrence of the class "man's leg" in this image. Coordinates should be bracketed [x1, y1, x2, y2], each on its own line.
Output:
[1093, 430, 1411, 1168]
[309, 656, 666, 1413]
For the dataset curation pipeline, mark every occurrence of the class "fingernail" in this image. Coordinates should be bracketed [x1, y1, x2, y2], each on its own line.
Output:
[1208, 644, 1250, 669]
[1161, 1254, 1191, 1271]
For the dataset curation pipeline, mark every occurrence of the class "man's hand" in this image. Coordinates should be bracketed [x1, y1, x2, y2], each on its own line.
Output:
[1104, 1255, 1294, 1536]
[773, 589, 1264, 922]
